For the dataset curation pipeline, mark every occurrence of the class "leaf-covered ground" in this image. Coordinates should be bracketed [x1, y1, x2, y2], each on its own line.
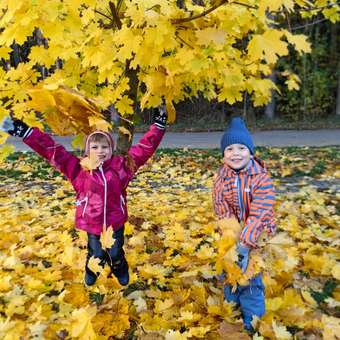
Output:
[0, 147, 339, 339]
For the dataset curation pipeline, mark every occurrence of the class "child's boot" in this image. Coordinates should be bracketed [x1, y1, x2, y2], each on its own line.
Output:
[109, 255, 129, 286]
[84, 262, 98, 286]
[243, 315, 255, 334]
[84, 255, 106, 286]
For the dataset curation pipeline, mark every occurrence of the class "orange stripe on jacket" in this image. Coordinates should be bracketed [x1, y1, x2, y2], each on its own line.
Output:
[213, 158, 276, 247]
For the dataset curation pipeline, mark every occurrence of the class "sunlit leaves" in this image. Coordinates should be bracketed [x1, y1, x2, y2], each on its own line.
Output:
[0, 0, 338, 141]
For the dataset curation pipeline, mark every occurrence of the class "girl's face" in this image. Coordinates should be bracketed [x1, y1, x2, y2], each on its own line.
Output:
[89, 140, 111, 163]
[223, 143, 251, 170]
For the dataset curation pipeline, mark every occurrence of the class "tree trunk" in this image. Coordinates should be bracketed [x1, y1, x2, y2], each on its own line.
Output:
[331, 23, 340, 116]
[264, 71, 276, 119]
[116, 65, 139, 154]
[336, 62, 340, 116]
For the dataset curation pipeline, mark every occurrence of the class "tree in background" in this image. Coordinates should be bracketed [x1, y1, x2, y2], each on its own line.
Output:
[0, 0, 339, 155]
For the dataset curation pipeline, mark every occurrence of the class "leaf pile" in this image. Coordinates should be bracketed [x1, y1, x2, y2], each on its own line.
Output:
[0, 147, 339, 339]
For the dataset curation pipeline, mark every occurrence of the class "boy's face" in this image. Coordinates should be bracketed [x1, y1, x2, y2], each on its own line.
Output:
[223, 143, 251, 170]
[89, 140, 111, 163]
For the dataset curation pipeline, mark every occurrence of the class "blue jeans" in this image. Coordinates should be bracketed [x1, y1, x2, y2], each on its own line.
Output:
[223, 273, 265, 329]
[86, 226, 125, 267]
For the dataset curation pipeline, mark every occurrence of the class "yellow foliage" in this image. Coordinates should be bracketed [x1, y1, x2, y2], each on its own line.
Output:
[0, 0, 336, 142]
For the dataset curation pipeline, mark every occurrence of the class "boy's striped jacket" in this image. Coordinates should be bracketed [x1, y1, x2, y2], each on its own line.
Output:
[213, 157, 276, 247]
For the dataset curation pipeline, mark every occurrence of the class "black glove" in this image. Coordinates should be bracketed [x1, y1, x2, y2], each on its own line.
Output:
[1, 117, 31, 138]
[153, 106, 167, 130]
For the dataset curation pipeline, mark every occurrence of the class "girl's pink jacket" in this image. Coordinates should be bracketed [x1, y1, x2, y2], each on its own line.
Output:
[24, 124, 165, 235]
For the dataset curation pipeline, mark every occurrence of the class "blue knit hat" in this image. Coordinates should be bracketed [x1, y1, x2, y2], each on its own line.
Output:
[220, 117, 254, 155]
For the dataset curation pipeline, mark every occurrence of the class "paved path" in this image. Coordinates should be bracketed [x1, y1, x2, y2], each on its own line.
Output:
[6, 129, 340, 151]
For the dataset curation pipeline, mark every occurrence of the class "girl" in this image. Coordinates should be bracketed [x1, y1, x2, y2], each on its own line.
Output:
[1, 109, 167, 286]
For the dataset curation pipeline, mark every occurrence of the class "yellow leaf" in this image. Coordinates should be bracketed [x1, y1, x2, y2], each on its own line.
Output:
[133, 297, 148, 313]
[301, 289, 318, 307]
[0, 144, 15, 162]
[88, 116, 111, 131]
[0, 46, 11, 59]
[266, 297, 283, 311]
[71, 133, 85, 150]
[0, 132, 9, 145]
[0, 275, 12, 292]
[248, 30, 288, 64]
[87, 257, 103, 275]
[195, 28, 227, 46]
[154, 298, 174, 313]
[165, 100, 176, 124]
[80, 156, 99, 171]
[100, 225, 115, 249]
[118, 126, 132, 141]
[272, 320, 292, 339]
[331, 263, 340, 280]
[71, 306, 97, 339]
[322, 315, 340, 340]
[285, 32, 311, 54]
[27, 88, 56, 112]
[115, 95, 134, 115]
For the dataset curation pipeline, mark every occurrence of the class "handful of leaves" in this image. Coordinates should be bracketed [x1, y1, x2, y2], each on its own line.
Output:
[215, 218, 262, 288]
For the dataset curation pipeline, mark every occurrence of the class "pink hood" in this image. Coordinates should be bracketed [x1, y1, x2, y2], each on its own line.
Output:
[83, 130, 115, 156]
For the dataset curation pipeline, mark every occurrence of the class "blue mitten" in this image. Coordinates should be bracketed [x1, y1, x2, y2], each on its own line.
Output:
[236, 242, 250, 273]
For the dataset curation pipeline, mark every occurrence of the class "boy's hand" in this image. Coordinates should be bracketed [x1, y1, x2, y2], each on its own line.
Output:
[236, 242, 250, 273]
[1, 117, 30, 138]
[153, 106, 167, 130]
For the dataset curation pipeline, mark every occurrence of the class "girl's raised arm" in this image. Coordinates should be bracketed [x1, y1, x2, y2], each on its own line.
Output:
[128, 107, 167, 170]
[1, 117, 81, 182]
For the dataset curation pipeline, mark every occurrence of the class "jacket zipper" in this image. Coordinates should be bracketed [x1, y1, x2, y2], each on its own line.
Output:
[99, 164, 107, 227]
[236, 174, 244, 221]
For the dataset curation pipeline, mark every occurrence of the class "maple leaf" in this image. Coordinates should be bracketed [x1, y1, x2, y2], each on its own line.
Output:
[100, 225, 115, 249]
[272, 320, 292, 339]
[87, 257, 103, 276]
[195, 28, 227, 46]
[118, 126, 132, 141]
[71, 306, 97, 339]
[248, 30, 288, 64]
[80, 156, 100, 171]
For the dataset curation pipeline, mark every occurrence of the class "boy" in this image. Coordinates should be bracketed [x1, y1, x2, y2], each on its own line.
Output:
[213, 117, 276, 332]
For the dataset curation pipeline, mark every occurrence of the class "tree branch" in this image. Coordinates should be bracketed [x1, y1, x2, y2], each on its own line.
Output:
[175, 32, 194, 49]
[232, 1, 257, 10]
[109, 1, 122, 30]
[171, 0, 257, 25]
[95, 9, 112, 22]
[291, 17, 329, 31]
[299, 1, 340, 12]
[271, 1, 340, 15]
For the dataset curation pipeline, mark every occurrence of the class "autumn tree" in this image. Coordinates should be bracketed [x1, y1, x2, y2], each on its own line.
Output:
[0, 0, 339, 155]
